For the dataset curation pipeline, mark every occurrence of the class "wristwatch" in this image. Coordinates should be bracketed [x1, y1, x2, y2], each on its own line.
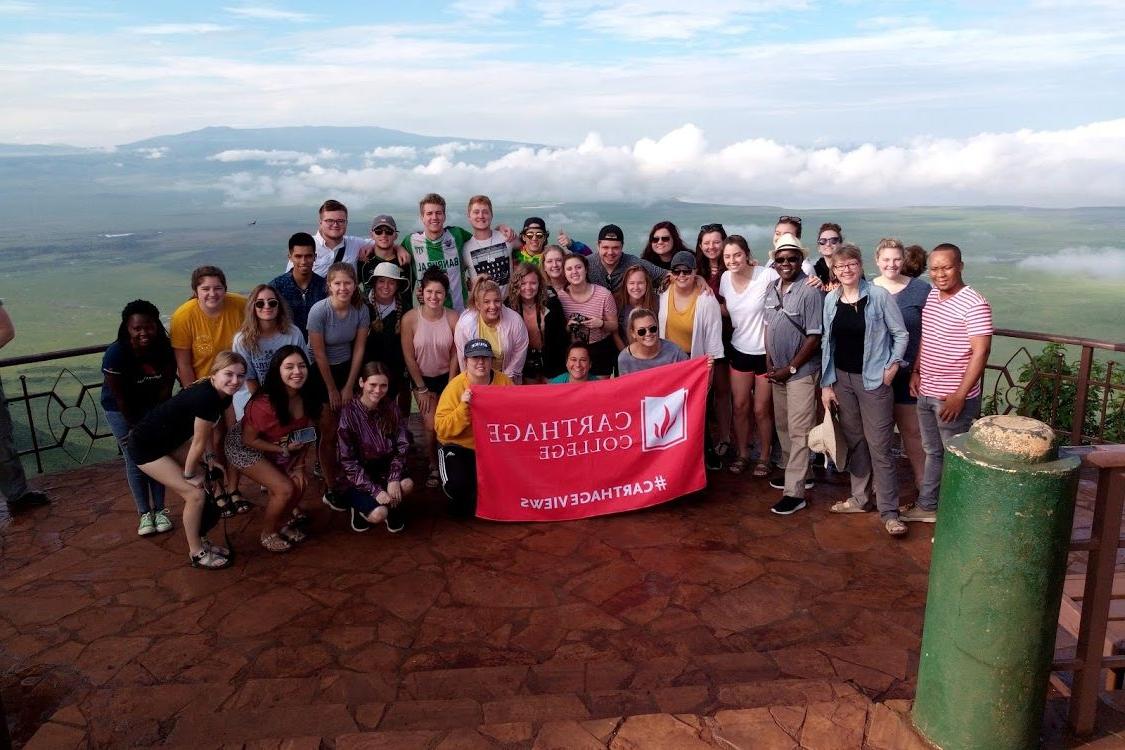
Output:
[788, 364, 797, 375]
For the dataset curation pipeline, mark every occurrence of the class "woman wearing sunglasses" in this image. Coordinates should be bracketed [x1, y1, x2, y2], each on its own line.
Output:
[813, 223, 844, 288]
[640, 221, 690, 270]
[617, 308, 688, 375]
[657, 251, 723, 365]
[820, 243, 909, 537]
[228, 284, 306, 513]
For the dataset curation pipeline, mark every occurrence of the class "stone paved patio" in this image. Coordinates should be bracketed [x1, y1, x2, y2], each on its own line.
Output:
[1, 449, 1121, 748]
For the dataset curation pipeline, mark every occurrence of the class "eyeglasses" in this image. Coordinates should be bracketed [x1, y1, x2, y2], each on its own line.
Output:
[817, 237, 841, 246]
[634, 325, 658, 336]
[833, 261, 861, 272]
[773, 256, 801, 265]
[523, 231, 546, 239]
[670, 268, 693, 276]
[254, 298, 280, 309]
[778, 215, 802, 226]
[700, 223, 725, 233]
[651, 235, 672, 243]
[373, 227, 395, 236]
[321, 218, 347, 227]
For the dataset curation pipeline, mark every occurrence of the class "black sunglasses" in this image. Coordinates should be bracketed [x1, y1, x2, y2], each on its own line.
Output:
[773, 255, 802, 265]
[254, 298, 280, 309]
[778, 215, 802, 226]
[670, 268, 694, 276]
[634, 325, 658, 336]
[700, 223, 725, 233]
[372, 227, 395, 236]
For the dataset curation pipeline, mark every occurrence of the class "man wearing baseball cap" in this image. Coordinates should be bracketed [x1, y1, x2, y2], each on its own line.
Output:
[358, 214, 407, 297]
[434, 338, 514, 516]
[513, 217, 592, 266]
[587, 224, 668, 293]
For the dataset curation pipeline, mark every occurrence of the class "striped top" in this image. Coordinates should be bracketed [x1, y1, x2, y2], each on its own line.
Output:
[559, 284, 615, 344]
[918, 285, 993, 398]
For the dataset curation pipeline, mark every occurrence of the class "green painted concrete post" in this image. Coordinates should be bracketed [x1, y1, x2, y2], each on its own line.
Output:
[913, 415, 1080, 750]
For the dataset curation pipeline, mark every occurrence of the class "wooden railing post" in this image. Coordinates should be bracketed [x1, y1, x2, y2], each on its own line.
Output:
[1072, 345, 1095, 444]
[1069, 454, 1125, 734]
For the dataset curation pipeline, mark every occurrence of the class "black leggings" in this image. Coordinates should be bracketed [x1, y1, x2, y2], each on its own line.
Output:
[438, 443, 476, 517]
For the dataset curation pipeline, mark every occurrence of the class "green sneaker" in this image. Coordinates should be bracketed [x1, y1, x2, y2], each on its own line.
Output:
[137, 512, 156, 536]
[153, 508, 174, 533]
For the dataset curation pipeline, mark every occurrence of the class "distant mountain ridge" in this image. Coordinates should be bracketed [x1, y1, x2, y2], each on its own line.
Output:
[0, 125, 540, 158]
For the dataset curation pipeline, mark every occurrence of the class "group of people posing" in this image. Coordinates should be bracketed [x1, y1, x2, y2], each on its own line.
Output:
[98, 194, 993, 569]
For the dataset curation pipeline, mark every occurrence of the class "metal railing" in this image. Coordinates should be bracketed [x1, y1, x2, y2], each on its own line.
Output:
[2, 329, 1123, 473]
[985, 329, 1125, 445]
[0, 344, 114, 473]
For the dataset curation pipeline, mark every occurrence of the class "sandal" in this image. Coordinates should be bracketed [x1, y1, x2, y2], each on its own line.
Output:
[728, 457, 749, 475]
[232, 492, 254, 514]
[290, 507, 311, 528]
[426, 467, 440, 489]
[279, 524, 307, 544]
[830, 497, 872, 514]
[214, 491, 237, 519]
[260, 532, 292, 553]
[752, 461, 771, 478]
[190, 548, 230, 569]
[200, 537, 230, 557]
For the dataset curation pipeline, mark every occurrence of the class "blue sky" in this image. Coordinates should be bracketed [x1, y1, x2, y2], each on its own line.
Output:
[2, 0, 1123, 148]
[2, 1, 1123, 206]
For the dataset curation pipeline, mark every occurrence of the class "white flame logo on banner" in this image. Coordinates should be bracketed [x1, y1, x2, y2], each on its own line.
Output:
[641, 388, 688, 451]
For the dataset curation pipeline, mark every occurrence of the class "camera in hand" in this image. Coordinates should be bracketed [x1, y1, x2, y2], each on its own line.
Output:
[567, 313, 590, 343]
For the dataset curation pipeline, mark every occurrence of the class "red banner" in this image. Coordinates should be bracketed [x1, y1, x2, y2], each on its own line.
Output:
[471, 358, 709, 522]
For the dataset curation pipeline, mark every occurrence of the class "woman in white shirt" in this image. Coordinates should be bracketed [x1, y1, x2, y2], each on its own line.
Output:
[719, 235, 779, 476]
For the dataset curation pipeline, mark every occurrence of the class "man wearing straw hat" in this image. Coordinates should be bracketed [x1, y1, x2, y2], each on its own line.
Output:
[763, 234, 824, 515]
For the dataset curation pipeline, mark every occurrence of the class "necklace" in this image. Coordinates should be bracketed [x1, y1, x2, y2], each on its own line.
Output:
[839, 289, 861, 312]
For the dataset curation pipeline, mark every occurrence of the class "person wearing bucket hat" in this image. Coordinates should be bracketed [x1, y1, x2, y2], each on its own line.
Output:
[763, 238, 824, 515]
[434, 338, 513, 516]
[768, 227, 818, 279]
[363, 262, 411, 412]
[820, 242, 909, 536]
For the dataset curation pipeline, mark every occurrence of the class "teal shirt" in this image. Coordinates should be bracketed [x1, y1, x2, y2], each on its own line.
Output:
[548, 373, 603, 384]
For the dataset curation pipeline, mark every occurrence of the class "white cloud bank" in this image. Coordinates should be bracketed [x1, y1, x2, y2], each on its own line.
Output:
[1019, 246, 1125, 277]
[212, 119, 1125, 209]
[208, 148, 339, 166]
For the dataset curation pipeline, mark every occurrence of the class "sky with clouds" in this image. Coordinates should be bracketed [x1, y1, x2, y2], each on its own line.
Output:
[2, 0, 1124, 206]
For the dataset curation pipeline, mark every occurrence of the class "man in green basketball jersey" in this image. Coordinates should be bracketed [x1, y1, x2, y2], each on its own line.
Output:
[403, 193, 474, 312]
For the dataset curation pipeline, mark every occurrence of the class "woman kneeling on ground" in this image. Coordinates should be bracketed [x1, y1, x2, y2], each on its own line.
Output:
[337, 361, 413, 535]
[129, 351, 247, 569]
[435, 339, 513, 517]
[224, 345, 320, 553]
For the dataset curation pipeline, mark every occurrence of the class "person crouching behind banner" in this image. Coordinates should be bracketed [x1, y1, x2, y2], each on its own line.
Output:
[338, 362, 413, 534]
[618, 308, 688, 375]
[549, 342, 602, 383]
[128, 351, 246, 569]
[224, 345, 320, 553]
[435, 339, 513, 516]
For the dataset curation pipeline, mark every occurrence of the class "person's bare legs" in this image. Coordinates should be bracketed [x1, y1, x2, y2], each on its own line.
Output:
[729, 368, 754, 460]
[895, 403, 925, 491]
[752, 374, 774, 464]
[238, 458, 297, 536]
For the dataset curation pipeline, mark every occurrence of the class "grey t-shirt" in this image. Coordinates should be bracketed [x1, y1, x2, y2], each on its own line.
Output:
[617, 339, 688, 375]
[763, 272, 825, 380]
[306, 300, 370, 365]
[891, 276, 931, 367]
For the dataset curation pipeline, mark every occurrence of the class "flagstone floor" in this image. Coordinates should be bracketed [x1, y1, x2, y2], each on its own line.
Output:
[0, 448, 1121, 748]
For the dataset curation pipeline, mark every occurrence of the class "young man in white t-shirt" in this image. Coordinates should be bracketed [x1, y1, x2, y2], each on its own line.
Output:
[461, 195, 518, 296]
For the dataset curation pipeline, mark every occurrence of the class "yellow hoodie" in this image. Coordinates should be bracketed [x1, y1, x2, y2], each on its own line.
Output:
[435, 370, 513, 450]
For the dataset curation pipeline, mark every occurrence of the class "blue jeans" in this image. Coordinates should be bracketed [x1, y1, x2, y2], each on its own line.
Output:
[104, 409, 166, 514]
[916, 394, 980, 511]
